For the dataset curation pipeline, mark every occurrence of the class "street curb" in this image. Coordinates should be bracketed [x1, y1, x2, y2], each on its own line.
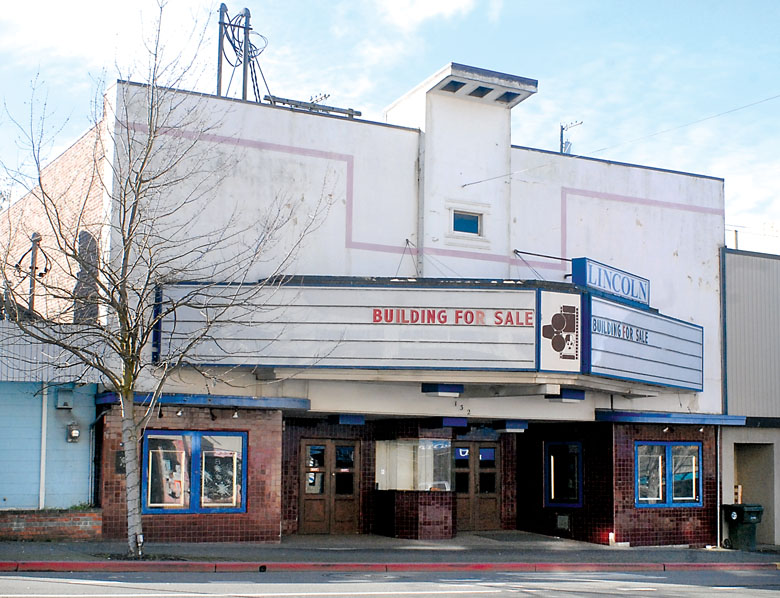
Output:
[1, 561, 779, 573]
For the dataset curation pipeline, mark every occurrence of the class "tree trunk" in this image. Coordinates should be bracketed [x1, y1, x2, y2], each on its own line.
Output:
[121, 392, 144, 557]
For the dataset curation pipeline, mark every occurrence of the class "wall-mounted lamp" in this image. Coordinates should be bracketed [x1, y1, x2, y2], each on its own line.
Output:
[210, 408, 218, 421]
[176, 409, 183, 417]
[662, 426, 671, 433]
[698, 426, 705, 433]
[66, 422, 81, 443]
[232, 410, 239, 419]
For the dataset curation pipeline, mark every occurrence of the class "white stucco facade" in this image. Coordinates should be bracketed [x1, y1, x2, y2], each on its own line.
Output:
[107, 64, 724, 423]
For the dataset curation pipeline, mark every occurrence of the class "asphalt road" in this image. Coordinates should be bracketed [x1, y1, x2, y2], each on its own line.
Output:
[2, 570, 780, 598]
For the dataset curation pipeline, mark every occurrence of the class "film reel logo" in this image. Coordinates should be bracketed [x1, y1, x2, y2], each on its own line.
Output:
[541, 305, 579, 360]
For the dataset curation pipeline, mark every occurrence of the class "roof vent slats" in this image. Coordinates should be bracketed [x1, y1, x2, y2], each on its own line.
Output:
[469, 86, 493, 98]
[441, 80, 466, 93]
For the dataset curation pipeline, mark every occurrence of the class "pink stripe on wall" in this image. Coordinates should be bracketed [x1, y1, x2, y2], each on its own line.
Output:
[131, 121, 723, 273]
[560, 186, 725, 258]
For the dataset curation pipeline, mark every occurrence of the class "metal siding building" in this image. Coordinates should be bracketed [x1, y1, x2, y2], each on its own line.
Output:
[722, 248, 780, 545]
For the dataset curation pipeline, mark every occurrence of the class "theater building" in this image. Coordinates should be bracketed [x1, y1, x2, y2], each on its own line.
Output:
[6, 63, 739, 545]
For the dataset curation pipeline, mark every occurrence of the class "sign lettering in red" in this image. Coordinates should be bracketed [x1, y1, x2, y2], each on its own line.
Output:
[371, 308, 534, 327]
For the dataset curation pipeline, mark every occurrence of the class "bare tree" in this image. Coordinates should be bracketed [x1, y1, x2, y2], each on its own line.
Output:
[0, 3, 331, 557]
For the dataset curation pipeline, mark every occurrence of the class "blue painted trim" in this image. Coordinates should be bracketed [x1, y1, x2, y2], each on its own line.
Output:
[560, 389, 585, 401]
[502, 420, 528, 431]
[422, 383, 464, 394]
[595, 409, 745, 426]
[152, 285, 162, 364]
[96, 392, 310, 411]
[189, 363, 539, 374]
[544, 441, 583, 508]
[535, 289, 541, 370]
[634, 441, 703, 508]
[166, 276, 572, 292]
[581, 287, 654, 311]
[141, 430, 248, 515]
[510, 144, 724, 182]
[338, 414, 365, 425]
[443, 417, 468, 427]
[581, 293, 592, 375]
[588, 370, 703, 393]
[720, 246, 729, 415]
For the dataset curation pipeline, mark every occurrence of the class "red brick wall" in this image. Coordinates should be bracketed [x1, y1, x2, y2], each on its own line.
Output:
[0, 125, 105, 321]
[100, 404, 282, 542]
[517, 422, 716, 547]
[516, 422, 614, 544]
[613, 423, 717, 547]
[282, 418, 375, 535]
[282, 419, 519, 536]
[500, 433, 518, 530]
[374, 490, 455, 539]
[0, 510, 101, 540]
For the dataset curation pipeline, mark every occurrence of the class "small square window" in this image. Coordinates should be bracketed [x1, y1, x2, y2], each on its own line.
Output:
[453, 211, 482, 235]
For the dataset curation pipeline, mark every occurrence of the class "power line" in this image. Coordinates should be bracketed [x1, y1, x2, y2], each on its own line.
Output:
[589, 92, 780, 156]
[462, 91, 780, 188]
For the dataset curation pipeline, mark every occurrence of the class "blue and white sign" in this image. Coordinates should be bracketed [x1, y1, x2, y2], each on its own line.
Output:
[572, 258, 650, 307]
[585, 297, 703, 391]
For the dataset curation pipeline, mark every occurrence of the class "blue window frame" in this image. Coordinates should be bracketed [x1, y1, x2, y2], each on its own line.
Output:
[453, 210, 481, 235]
[142, 430, 247, 514]
[635, 441, 702, 508]
[544, 441, 583, 508]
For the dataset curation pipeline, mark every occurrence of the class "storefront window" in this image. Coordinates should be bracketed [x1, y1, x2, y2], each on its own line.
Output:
[635, 442, 701, 507]
[375, 439, 451, 491]
[143, 430, 247, 514]
[544, 441, 582, 507]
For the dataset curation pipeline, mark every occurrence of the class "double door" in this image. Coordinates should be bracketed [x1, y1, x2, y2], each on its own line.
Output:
[453, 442, 500, 531]
[300, 440, 359, 534]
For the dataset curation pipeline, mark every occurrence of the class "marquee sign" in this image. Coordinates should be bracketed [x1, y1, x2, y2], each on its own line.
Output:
[584, 296, 703, 391]
[572, 257, 650, 306]
[160, 284, 538, 371]
[159, 271, 704, 392]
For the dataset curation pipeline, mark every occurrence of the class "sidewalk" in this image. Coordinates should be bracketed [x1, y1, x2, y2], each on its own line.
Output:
[1, 531, 779, 573]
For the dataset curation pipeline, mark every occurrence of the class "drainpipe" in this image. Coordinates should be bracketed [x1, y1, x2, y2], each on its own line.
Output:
[416, 133, 425, 277]
[716, 426, 722, 547]
[38, 385, 48, 509]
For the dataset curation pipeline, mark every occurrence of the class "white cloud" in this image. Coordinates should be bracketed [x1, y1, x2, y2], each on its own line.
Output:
[0, 0, 218, 85]
[487, 0, 504, 23]
[374, 0, 476, 31]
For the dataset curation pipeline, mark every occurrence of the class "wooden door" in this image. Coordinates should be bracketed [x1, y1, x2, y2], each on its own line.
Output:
[300, 440, 359, 534]
[453, 442, 500, 531]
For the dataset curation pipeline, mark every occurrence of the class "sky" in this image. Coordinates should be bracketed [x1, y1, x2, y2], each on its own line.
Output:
[1, 0, 779, 253]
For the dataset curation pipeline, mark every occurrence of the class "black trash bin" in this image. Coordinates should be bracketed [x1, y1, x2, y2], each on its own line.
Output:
[722, 504, 763, 551]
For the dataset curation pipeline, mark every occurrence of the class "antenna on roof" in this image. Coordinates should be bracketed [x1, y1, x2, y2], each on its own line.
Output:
[560, 121, 583, 154]
[216, 3, 271, 103]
